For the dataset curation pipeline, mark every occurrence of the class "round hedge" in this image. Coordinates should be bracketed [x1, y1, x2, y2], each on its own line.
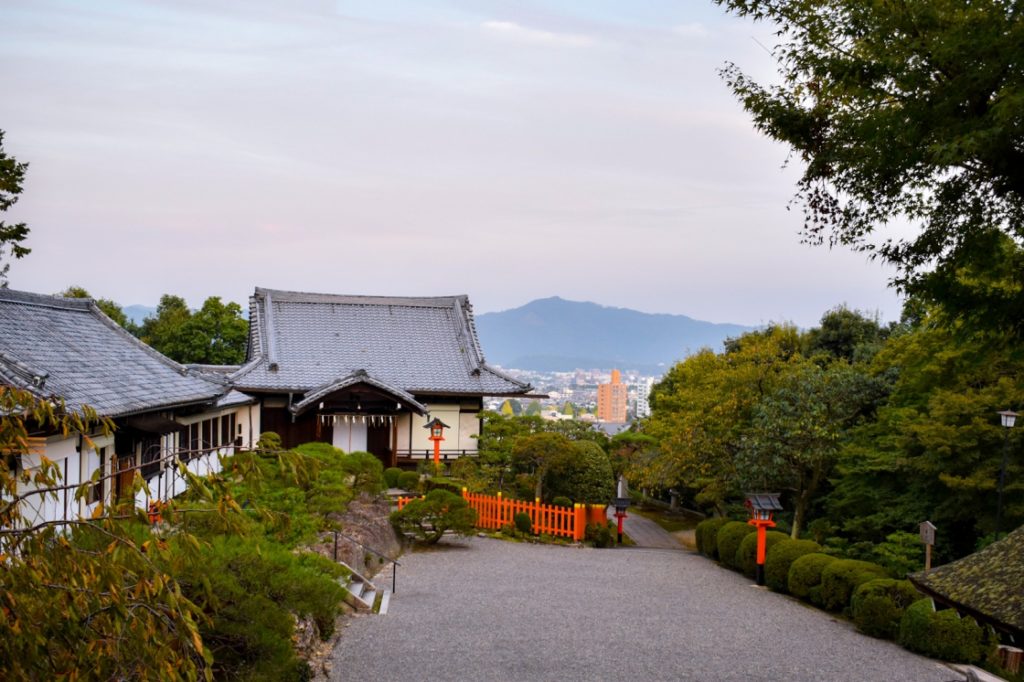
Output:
[695, 517, 732, 559]
[736, 530, 790, 579]
[788, 553, 837, 605]
[819, 559, 889, 612]
[384, 467, 403, 488]
[851, 579, 920, 639]
[716, 522, 755, 571]
[765, 539, 821, 593]
[397, 471, 420, 491]
[898, 599, 989, 663]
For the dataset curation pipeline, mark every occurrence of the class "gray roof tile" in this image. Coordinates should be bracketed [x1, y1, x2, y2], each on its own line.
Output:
[231, 288, 531, 397]
[0, 289, 226, 417]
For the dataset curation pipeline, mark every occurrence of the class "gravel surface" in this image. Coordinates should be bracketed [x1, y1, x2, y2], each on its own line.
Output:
[330, 537, 960, 682]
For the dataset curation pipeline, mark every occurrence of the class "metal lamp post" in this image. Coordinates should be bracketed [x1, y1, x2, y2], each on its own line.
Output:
[995, 410, 1018, 540]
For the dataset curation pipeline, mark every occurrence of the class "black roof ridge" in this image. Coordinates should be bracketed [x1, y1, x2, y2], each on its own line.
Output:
[254, 287, 468, 308]
[0, 288, 93, 312]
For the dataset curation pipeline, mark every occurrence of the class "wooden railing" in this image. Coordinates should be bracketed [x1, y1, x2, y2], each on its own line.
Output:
[397, 489, 608, 541]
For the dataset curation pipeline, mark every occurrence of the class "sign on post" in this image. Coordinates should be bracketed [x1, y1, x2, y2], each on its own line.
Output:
[920, 521, 936, 570]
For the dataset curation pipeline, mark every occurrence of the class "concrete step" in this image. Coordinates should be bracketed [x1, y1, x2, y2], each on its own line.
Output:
[378, 589, 391, 615]
[337, 562, 378, 612]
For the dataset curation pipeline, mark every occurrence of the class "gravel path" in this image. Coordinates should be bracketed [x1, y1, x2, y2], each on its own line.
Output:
[331, 537, 959, 682]
[612, 508, 685, 549]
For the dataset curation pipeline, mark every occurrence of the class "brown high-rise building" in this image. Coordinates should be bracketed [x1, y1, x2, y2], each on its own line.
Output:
[597, 369, 628, 423]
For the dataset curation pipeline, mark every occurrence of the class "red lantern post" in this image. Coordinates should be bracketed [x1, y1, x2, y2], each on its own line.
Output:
[423, 417, 450, 467]
[745, 493, 783, 586]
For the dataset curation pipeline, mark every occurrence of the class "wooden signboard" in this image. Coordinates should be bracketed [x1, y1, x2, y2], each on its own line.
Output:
[920, 521, 936, 570]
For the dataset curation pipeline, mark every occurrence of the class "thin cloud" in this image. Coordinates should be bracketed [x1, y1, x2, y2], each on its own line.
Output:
[671, 22, 710, 38]
[481, 20, 598, 48]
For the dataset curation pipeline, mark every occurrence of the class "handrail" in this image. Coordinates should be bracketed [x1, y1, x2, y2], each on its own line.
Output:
[332, 529, 402, 594]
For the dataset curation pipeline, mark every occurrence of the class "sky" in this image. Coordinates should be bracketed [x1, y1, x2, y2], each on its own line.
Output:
[0, 0, 905, 327]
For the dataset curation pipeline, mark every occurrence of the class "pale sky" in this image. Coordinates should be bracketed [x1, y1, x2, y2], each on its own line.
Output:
[0, 0, 904, 327]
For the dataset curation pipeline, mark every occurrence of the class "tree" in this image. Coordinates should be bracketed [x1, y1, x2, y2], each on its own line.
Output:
[389, 489, 477, 544]
[59, 285, 134, 331]
[511, 431, 573, 500]
[715, 1, 1024, 336]
[139, 295, 247, 364]
[0, 130, 29, 286]
[803, 306, 888, 363]
[544, 440, 614, 504]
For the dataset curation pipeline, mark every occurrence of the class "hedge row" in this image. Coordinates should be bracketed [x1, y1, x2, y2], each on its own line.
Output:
[692, 521, 992, 666]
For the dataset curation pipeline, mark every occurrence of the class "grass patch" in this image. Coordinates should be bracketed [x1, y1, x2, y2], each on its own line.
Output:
[633, 506, 702, 533]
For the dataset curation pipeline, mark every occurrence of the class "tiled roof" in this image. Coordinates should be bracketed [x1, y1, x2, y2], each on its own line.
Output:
[909, 524, 1024, 638]
[231, 288, 531, 397]
[0, 289, 226, 417]
[290, 370, 428, 415]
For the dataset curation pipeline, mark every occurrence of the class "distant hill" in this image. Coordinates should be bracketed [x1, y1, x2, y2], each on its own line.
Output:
[474, 297, 755, 374]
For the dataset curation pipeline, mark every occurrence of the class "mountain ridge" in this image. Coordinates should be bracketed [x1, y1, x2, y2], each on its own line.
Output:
[474, 297, 755, 374]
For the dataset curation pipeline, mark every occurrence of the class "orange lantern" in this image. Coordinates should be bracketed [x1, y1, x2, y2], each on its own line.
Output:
[423, 417, 450, 466]
[745, 493, 782, 586]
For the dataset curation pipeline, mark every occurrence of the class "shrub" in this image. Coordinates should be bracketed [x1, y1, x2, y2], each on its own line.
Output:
[899, 599, 989, 663]
[514, 511, 533, 535]
[424, 478, 463, 495]
[819, 559, 889, 612]
[736, 530, 790, 579]
[551, 496, 573, 508]
[256, 431, 283, 451]
[384, 467, 403, 488]
[449, 457, 478, 481]
[788, 553, 838, 605]
[339, 450, 384, 493]
[544, 440, 614, 504]
[585, 521, 615, 548]
[851, 579, 920, 639]
[765, 539, 821, 593]
[389, 489, 478, 544]
[397, 471, 420, 491]
[716, 521, 755, 571]
[695, 517, 732, 559]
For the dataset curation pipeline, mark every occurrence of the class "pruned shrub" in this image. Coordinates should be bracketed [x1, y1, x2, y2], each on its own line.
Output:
[514, 511, 533, 535]
[899, 599, 990, 663]
[397, 471, 420, 491]
[389, 489, 477, 544]
[551, 496, 573, 508]
[384, 467, 403, 488]
[851, 579, 920, 639]
[695, 517, 732, 559]
[765, 539, 821, 592]
[340, 450, 385, 493]
[788, 553, 838, 605]
[819, 559, 889, 612]
[736, 530, 789, 579]
[544, 440, 614, 504]
[449, 457, 478, 481]
[585, 521, 615, 548]
[716, 521, 755, 571]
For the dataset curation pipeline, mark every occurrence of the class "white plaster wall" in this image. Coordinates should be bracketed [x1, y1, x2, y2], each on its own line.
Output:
[18, 436, 77, 527]
[395, 413, 412, 450]
[458, 412, 480, 452]
[411, 405, 461, 451]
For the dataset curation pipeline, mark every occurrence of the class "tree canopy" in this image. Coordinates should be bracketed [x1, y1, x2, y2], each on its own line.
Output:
[715, 0, 1024, 336]
[0, 130, 29, 286]
[60, 285, 135, 331]
[139, 294, 248, 365]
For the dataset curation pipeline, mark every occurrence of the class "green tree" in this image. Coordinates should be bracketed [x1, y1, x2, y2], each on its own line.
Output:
[0, 130, 30, 286]
[59, 285, 135, 332]
[511, 431, 573, 500]
[139, 295, 247, 364]
[715, 0, 1024, 336]
[544, 440, 614, 504]
[803, 306, 888, 363]
[389, 489, 477, 544]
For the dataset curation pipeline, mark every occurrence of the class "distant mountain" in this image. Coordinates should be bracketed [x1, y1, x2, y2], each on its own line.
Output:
[123, 305, 156, 325]
[475, 297, 755, 374]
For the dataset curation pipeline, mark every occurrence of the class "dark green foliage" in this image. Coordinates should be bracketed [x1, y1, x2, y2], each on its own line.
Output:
[384, 467, 403, 488]
[424, 478, 463, 495]
[390, 489, 477, 544]
[899, 599, 989, 664]
[397, 471, 420, 491]
[551, 496, 573, 508]
[139, 294, 248, 364]
[0, 130, 30, 285]
[166, 533, 346, 681]
[765, 539, 821, 593]
[514, 511, 533, 535]
[819, 559, 890, 612]
[695, 517, 732, 559]
[788, 553, 838, 605]
[736, 530, 789, 579]
[448, 457, 477, 481]
[585, 521, 616, 548]
[293, 445, 383, 495]
[544, 440, 614, 504]
[716, 521, 755, 570]
[851, 579, 920, 639]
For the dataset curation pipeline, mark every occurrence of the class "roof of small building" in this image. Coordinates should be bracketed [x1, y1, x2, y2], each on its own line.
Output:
[909, 524, 1024, 638]
[230, 288, 531, 397]
[0, 289, 226, 417]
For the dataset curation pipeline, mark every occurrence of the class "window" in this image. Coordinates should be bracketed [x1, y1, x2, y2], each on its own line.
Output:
[140, 437, 161, 481]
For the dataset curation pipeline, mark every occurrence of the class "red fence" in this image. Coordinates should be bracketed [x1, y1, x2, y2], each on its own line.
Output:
[397, 489, 608, 541]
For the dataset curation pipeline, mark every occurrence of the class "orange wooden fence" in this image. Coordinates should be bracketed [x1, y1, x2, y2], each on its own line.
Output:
[396, 489, 608, 541]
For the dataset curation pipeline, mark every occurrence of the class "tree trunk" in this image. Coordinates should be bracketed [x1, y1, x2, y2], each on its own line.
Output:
[791, 493, 809, 540]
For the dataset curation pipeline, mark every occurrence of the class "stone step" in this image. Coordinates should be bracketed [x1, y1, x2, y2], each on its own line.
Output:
[378, 589, 391, 615]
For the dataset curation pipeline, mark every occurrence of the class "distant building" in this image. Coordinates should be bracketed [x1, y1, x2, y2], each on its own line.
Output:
[597, 369, 628, 423]
[635, 377, 654, 419]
